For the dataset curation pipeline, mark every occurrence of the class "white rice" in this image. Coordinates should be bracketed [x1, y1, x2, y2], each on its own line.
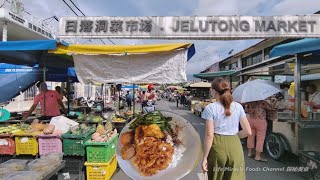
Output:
[169, 145, 186, 168]
[166, 134, 186, 168]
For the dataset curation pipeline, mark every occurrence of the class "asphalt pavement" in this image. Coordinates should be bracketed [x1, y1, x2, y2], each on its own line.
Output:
[112, 99, 305, 180]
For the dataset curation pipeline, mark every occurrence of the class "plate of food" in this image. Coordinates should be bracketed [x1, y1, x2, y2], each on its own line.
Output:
[116, 111, 201, 180]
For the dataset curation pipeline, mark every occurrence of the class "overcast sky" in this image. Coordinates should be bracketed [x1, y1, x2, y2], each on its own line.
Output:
[13, 0, 320, 80]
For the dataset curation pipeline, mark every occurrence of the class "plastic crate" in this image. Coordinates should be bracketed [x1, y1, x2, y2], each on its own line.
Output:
[0, 134, 15, 155]
[62, 128, 95, 156]
[15, 135, 38, 156]
[85, 155, 117, 180]
[37, 134, 62, 156]
[85, 135, 118, 163]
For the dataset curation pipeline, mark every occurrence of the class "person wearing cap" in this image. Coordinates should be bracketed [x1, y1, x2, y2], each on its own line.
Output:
[22, 82, 66, 120]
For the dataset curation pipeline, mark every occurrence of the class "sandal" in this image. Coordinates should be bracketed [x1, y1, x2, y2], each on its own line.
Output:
[255, 158, 268, 162]
[248, 154, 254, 158]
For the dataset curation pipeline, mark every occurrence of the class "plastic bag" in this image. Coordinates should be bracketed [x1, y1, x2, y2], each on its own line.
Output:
[50, 116, 79, 134]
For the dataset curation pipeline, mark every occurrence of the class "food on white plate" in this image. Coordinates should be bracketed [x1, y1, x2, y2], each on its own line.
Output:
[120, 131, 134, 145]
[121, 144, 136, 160]
[119, 111, 185, 176]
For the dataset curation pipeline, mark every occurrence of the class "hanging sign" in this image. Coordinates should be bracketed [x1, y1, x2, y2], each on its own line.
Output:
[59, 15, 320, 40]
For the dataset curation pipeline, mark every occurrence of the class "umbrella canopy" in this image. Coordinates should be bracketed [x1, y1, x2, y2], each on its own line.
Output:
[232, 79, 281, 103]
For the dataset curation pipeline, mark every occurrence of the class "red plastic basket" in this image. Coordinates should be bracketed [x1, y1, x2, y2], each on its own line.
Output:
[37, 134, 62, 156]
[0, 134, 15, 155]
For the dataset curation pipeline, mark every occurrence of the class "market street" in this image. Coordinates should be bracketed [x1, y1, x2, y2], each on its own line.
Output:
[112, 99, 304, 180]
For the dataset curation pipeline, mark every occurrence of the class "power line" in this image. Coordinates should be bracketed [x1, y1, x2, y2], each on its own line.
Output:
[69, 0, 85, 16]
[61, 0, 115, 45]
[61, 0, 79, 16]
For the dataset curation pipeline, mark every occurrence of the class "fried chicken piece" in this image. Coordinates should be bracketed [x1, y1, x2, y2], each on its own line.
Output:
[120, 131, 134, 145]
[121, 144, 136, 160]
[142, 124, 164, 139]
[135, 126, 144, 144]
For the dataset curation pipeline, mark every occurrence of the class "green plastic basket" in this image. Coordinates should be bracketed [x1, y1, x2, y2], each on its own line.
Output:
[85, 135, 118, 163]
[62, 128, 95, 156]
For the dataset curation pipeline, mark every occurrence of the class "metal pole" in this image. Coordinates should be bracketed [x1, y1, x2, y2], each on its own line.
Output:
[294, 55, 301, 123]
[101, 84, 104, 107]
[43, 63, 46, 116]
[133, 84, 135, 118]
[2, 21, 7, 41]
[67, 76, 70, 114]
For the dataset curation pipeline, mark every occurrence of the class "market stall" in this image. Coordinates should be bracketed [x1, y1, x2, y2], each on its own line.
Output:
[244, 38, 320, 179]
[185, 81, 211, 113]
[48, 42, 199, 179]
[0, 40, 199, 179]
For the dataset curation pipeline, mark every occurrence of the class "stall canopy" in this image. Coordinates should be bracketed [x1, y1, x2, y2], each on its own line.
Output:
[0, 40, 76, 103]
[0, 40, 74, 68]
[188, 81, 211, 88]
[0, 63, 78, 103]
[50, 43, 195, 84]
[270, 38, 320, 58]
[193, 70, 238, 80]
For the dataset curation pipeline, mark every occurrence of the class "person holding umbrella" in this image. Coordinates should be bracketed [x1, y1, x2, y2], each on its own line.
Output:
[245, 100, 275, 162]
[232, 79, 280, 162]
[201, 78, 251, 180]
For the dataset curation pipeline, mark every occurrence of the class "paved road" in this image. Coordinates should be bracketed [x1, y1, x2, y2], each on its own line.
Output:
[112, 99, 305, 180]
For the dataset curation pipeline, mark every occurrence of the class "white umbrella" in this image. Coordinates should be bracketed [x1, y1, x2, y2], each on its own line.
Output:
[232, 79, 281, 103]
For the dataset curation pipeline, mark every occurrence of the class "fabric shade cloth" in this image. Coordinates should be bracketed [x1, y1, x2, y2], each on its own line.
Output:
[50, 43, 195, 84]
[50, 43, 194, 57]
[232, 79, 281, 103]
[72, 49, 189, 84]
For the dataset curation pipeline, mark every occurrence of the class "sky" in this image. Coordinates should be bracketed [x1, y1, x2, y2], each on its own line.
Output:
[9, 0, 320, 80]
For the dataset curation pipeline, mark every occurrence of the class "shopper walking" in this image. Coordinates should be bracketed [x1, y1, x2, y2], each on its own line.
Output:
[202, 78, 251, 180]
[125, 91, 133, 110]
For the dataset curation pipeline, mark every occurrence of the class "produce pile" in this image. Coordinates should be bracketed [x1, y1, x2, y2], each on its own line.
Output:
[125, 110, 141, 118]
[77, 114, 104, 122]
[119, 111, 182, 176]
[112, 117, 126, 123]
[0, 124, 21, 135]
[69, 124, 93, 135]
[89, 124, 117, 142]
[17, 119, 62, 136]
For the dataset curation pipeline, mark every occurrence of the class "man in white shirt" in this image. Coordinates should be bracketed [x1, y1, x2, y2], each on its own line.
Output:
[306, 84, 320, 109]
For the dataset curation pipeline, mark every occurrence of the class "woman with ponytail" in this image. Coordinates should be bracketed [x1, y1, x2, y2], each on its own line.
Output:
[201, 78, 252, 180]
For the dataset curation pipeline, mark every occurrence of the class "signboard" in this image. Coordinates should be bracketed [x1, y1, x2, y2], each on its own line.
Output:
[0, 8, 54, 39]
[59, 16, 320, 40]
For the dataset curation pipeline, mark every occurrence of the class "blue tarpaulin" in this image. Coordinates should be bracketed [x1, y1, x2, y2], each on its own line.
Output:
[0, 64, 39, 102]
[0, 40, 57, 51]
[123, 85, 139, 89]
[0, 63, 78, 103]
[0, 40, 73, 68]
[270, 38, 320, 58]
